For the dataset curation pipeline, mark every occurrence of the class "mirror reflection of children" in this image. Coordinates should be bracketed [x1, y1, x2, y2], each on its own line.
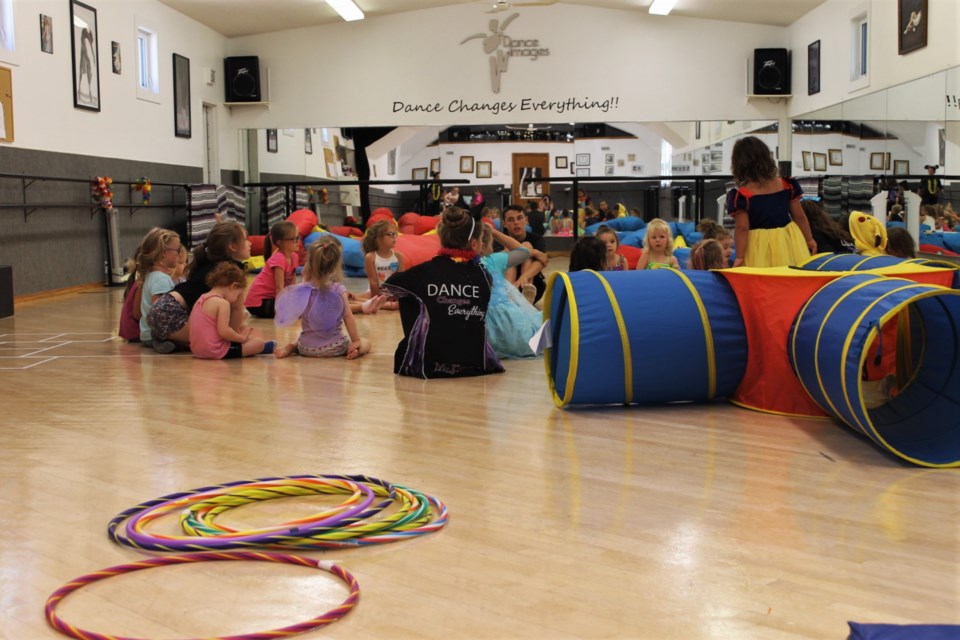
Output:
[245, 221, 299, 319]
[189, 263, 274, 359]
[274, 236, 371, 360]
[635, 219, 679, 270]
[361, 221, 404, 309]
[595, 225, 628, 271]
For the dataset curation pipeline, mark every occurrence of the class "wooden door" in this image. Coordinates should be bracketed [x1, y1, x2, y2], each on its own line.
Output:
[512, 152, 549, 205]
[0, 67, 13, 142]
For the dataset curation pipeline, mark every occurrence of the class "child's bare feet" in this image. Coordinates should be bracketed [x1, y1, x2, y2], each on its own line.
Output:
[521, 283, 537, 305]
[360, 295, 386, 314]
[274, 343, 297, 359]
[381, 299, 399, 310]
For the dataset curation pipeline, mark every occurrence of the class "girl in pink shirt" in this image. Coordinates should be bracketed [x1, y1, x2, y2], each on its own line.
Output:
[191, 263, 275, 359]
[245, 221, 299, 318]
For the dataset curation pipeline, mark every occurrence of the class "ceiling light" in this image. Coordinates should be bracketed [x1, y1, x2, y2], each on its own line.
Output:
[648, 0, 678, 16]
[325, 0, 364, 22]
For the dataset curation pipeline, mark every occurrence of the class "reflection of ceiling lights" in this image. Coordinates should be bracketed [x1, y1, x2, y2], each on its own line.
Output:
[325, 0, 364, 22]
[648, 0, 679, 16]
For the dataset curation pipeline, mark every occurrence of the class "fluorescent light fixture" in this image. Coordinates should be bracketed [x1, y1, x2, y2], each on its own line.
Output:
[325, 0, 364, 22]
[648, 0, 678, 16]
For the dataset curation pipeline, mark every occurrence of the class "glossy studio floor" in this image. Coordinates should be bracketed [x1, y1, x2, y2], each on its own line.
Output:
[1, 265, 958, 639]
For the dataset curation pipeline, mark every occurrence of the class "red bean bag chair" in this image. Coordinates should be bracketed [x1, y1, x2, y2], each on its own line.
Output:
[619, 245, 643, 270]
[287, 209, 318, 238]
[395, 234, 441, 269]
[399, 224, 416, 236]
[328, 226, 363, 239]
[398, 212, 420, 227]
[248, 235, 266, 257]
[413, 215, 441, 235]
[368, 208, 396, 227]
[920, 243, 960, 257]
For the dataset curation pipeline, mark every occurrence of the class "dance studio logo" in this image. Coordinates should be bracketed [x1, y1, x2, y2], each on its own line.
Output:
[460, 13, 550, 94]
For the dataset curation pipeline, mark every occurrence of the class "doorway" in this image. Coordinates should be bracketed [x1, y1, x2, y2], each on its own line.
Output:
[512, 153, 549, 206]
[202, 103, 220, 184]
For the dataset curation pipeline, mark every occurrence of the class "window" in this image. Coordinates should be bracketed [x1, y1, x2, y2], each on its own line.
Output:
[136, 24, 159, 102]
[660, 140, 672, 187]
[850, 10, 869, 89]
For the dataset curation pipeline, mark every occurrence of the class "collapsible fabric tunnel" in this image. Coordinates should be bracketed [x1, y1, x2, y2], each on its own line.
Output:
[544, 269, 747, 408]
[801, 253, 905, 271]
[789, 274, 960, 467]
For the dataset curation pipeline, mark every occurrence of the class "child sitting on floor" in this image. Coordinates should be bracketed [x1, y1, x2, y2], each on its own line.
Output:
[189, 263, 274, 359]
[245, 221, 299, 318]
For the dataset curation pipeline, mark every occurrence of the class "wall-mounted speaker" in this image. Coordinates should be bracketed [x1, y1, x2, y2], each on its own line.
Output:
[753, 48, 790, 95]
[224, 56, 261, 102]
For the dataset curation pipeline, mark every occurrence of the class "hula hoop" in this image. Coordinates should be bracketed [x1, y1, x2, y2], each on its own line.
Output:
[109, 474, 448, 552]
[45, 551, 360, 640]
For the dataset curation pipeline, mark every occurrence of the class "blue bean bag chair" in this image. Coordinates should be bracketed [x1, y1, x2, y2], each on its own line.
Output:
[941, 232, 960, 253]
[684, 231, 703, 245]
[675, 221, 696, 241]
[886, 221, 906, 229]
[618, 229, 646, 248]
[584, 217, 645, 235]
[673, 247, 691, 269]
[920, 233, 948, 251]
[303, 231, 366, 277]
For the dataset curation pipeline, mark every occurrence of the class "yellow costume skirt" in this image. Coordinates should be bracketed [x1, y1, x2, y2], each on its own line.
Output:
[744, 222, 811, 268]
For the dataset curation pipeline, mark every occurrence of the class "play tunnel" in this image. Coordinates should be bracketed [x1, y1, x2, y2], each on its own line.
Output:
[789, 274, 960, 467]
[801, 253, 906, 271]
[544, 269, 747, 408]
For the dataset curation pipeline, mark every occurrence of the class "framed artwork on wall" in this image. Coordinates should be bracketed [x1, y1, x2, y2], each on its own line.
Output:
[894, 160, 910, 175]
[173, 53, 191, 138]
[898, 0, 927, 55]
[555, 156, 568, 169]
[460, 156, 474, 173]
[111, 41, 121, 74]
[40, 15, 53, 54]
[813, 152, 827, 172]
[412, 167, 428, 181]
[807, 40, 820, 95]
[576, 153, 590, 166]
[828, 149, 842, 166]
[576, 167, 590, 177]
[604, 165, 614, 176]
[604, 153, 614, 165]
[430, 158, 441, 174]
[476, 161, 492, 179]
[802, 151, 812, 171]
[884, 152, 891, 170]
[869, 152, 885, 170]
[304, 129, 312, 154]
[70, 0, 100, 112]
[266, 129, 278, 153]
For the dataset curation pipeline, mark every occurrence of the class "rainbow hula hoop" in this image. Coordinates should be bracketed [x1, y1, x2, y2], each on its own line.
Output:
[108, 474, 448, 552]
[45, 551, 360, 640]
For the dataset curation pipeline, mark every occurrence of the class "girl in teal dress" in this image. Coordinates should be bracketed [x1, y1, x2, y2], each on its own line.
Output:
[479, 224, 544, 359]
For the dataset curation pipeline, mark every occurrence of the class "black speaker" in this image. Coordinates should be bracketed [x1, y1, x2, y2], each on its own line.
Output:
[753, 48, 790, 95]
[224, 56, 261, 102]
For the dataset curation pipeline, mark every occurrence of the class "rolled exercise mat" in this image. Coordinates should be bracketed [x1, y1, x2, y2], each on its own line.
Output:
[789, 273, 960, 467]
[544, 269, 747, 408]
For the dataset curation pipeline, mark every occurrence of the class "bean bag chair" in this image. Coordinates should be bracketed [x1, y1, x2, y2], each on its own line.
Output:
[668, 221, 680, 238]
[413, 215, 441, 235]
[396, 234, 441, 269]
[585, 217, 644, 235]
[398, 212, 419, 227]
[919, 233, 947, 250]
[673, 236, 687, 249]
[244, 255, 266, 273]
[673, 247, 691, 269]
[618, 229, 645, 248]
[248, 235, 266, 257]
[368, 208, 396, 226]
[675, 221, 696, 241]
[684, 231, 703, 245]
[886, 221, 906, 229]
[328, 225, 363, 238]
[399, 223, 416, 236]
[288, 209, 318, 238]
[618, 245, 643, 270]
[304, 231, 366, 277]
[919, 243, 960, 257]
[941, 232, 960, 253]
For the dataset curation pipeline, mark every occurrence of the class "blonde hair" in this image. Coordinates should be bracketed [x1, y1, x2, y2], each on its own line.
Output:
[304, 235, 343, 287]
[437, 207, 481, 249]
[643, 218, 674, 257]
[480, 223, 493, 250]
[134, 227, 180, 281]
[362, 220, 395, 254]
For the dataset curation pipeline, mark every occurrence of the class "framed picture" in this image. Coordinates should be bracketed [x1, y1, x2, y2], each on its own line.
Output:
[884, 152, 891, 170]
[604, 153, 614, 165]
[869, 152, 884, 170]
[555, 156, 568, 169]
[802, 151, 813, 171]
[894, 160, 910, 175]
[627, 153, 636, 162]
[828, 149, 842, 166]
[70, 0, 100, 111]
[898, 0, 928, 55]
[412, 167, 428, 181]
[304, 129, 313, 154]
[616, 159, 624, 168]
[40, 15, 53, 54]
[172, 53, 191, 138]
[430, 158, 441, 174]
[266, 129, 278, 153]
[476, 161, 492, 179]
[695, 121, 701, 140]
[111, 41, 121, 74]
[807, 40, 820, 95]
[576, 167, 590, 177]
[604, 165, 614, 176]
[576, 153, 590, 166]
[460, 156, 474, 174]
[813, 152, 827, 172]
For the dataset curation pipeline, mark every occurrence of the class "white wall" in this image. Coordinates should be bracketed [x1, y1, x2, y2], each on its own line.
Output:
[226, 4, 791, 130]
[2, 0, 231, 168]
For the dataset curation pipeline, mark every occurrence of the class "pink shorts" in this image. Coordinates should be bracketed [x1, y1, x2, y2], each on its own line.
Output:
[297, 335, 349, 358]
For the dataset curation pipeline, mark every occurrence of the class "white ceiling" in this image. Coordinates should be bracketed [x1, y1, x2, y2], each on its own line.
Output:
[158, 0, 825, 38]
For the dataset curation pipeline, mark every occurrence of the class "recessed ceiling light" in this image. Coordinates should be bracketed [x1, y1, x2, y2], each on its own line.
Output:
[325, 0, 364, 22]
[648, 0, 679, 16]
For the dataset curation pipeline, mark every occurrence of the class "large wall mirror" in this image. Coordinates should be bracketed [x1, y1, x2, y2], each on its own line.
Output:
[791, 65, 960, 179]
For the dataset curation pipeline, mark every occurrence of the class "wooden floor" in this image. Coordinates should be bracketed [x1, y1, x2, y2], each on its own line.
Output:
[2, 269, 959, 639]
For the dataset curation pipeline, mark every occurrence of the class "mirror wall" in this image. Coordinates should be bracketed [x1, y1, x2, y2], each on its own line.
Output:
[791, 64, 960, 178]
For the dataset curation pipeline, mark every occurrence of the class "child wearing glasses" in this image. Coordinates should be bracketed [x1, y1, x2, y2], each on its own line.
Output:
[245, 221, 300, 318]
[360, 220, 405, 310]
